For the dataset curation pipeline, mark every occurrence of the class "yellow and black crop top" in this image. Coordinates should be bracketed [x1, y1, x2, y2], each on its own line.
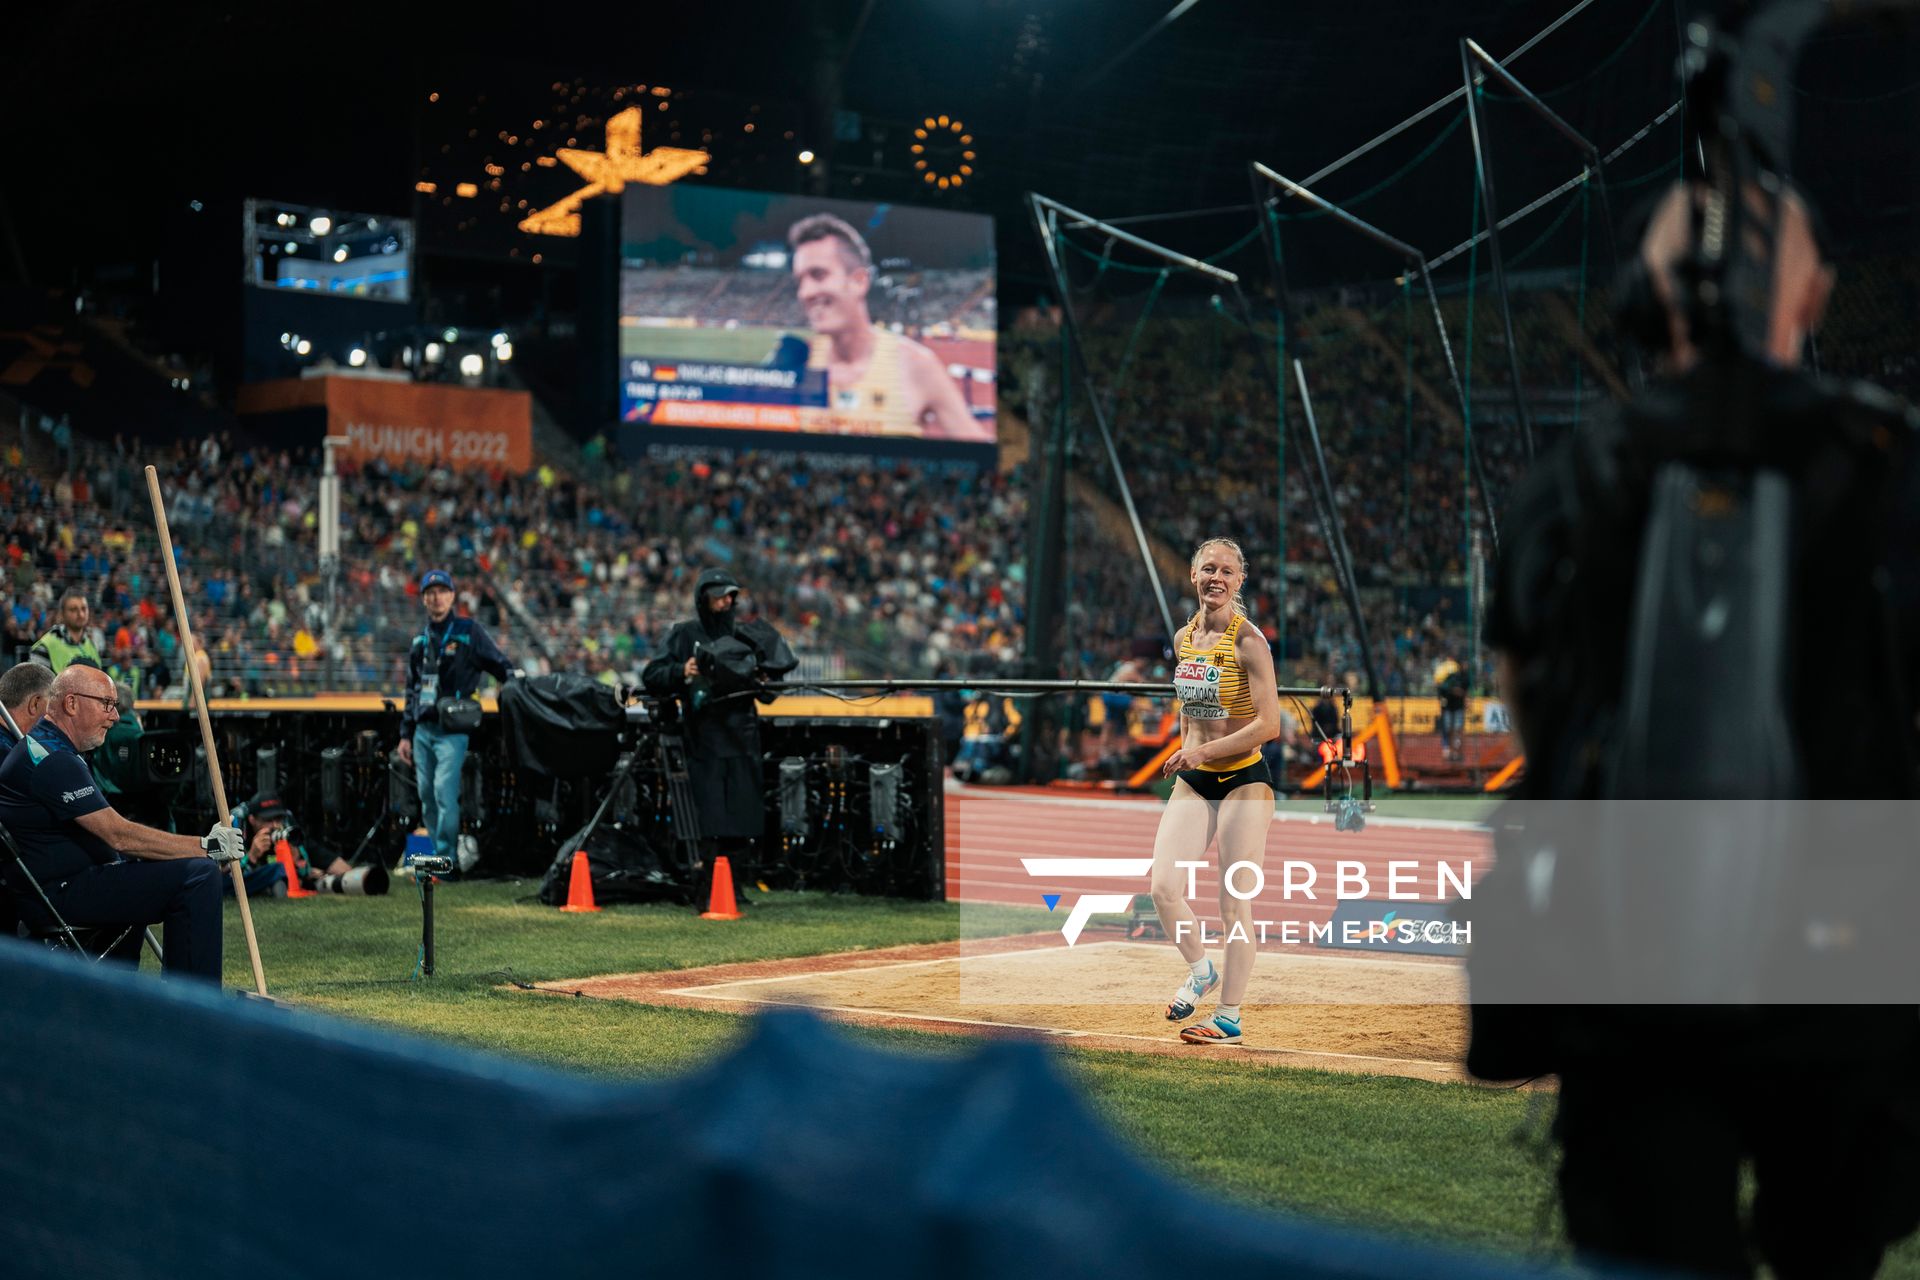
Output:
[1175, 613, 1260, 773]
[1175, 613, 1257, 721]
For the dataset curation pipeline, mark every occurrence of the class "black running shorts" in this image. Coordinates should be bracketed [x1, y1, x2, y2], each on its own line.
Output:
[1175, 758, 1273, 801]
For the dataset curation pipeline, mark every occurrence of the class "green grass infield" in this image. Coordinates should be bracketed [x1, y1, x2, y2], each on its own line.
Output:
[216, 880, 1920, 1275]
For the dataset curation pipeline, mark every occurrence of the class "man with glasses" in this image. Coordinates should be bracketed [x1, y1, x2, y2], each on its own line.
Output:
[0, 665, 242, 980]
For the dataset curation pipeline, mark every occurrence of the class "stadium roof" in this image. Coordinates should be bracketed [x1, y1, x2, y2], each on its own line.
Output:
[12, 1, 1917, 296]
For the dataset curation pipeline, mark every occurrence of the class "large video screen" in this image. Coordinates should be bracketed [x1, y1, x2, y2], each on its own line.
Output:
[618, 187, 995, 445]
[243, 198, 411, 302]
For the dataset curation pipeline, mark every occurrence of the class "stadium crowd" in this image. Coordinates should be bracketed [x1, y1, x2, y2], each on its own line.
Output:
[12, 262, 1911, 708]
[0, 426, 1471, 706]
[0, 438, 1043, 697]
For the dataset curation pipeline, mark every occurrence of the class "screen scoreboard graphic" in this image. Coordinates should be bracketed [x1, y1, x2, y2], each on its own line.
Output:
[617, 187, 995, 446]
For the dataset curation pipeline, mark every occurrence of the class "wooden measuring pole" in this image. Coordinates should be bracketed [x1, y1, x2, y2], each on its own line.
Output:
[145, 465, 268, 996]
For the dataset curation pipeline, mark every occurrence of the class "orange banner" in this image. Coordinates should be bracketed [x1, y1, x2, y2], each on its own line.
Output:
[238, 377, 532, 472]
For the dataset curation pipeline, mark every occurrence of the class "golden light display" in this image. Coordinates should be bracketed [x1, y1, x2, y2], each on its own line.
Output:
[518, 106, 710, 238]
[913, 115, 975, 191]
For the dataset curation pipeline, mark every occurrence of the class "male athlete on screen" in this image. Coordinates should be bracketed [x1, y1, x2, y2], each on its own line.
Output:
[787, 213, 990, 442]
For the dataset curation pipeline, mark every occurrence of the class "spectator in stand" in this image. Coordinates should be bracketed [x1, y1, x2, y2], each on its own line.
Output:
[6, 602, 40, 667]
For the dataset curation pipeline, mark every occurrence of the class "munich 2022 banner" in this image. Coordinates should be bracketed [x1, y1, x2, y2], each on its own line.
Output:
[237, 377, 532, 472]
[617, 186, 995, 445]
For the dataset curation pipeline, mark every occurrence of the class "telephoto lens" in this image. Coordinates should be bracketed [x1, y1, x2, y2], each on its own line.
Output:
[317, 865, 389, 896]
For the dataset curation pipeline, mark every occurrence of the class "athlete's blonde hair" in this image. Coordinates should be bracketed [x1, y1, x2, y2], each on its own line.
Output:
[1188, 537, 1249, 630]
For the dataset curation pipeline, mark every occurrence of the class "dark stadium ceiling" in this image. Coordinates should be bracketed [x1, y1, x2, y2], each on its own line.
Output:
[10, 0, 1918, 297]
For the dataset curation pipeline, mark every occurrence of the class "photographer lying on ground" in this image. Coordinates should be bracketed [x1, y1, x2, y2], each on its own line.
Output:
[225, 792, 383, 898]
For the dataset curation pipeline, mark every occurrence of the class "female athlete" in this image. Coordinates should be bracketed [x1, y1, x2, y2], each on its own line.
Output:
[1149, 537, 1281, 1044]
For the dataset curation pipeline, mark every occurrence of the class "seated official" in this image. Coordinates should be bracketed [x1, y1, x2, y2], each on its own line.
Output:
[0, 662, 56, 934]
[0, 666, 242, 980]
[0, 661, 55, 751]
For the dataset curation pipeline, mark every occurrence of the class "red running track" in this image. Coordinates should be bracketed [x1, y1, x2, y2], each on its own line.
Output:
[946, 786, 1493, 931]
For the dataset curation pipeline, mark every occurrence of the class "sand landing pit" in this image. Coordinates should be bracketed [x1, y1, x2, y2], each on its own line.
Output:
[542, 933, 1474, 1082]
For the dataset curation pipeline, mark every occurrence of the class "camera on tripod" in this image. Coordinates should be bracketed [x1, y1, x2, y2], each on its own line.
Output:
[686, 639, 772, 712]
[406, 853, 454, 876]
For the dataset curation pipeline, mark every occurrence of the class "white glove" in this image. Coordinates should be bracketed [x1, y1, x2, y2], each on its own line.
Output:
[201, 823, 245, 864]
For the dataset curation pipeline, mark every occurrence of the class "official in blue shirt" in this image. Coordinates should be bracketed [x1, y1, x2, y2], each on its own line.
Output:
[0, 661, 55, 751]
[0, 658, 55, 937]
[0, 666, 243, 980]
[395, 569, 512, 868]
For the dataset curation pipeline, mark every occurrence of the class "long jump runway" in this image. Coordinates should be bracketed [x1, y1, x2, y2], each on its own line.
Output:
[535, 788, 1497, 1081]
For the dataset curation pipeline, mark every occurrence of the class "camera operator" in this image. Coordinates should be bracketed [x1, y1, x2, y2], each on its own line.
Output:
[641, 570, 794, 902]
[395, 569, 512, 872]
[1478, 176, 1920, 1277]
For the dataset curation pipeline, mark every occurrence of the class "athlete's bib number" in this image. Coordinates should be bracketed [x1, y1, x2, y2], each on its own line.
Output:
[1175, 659, 1226, 720]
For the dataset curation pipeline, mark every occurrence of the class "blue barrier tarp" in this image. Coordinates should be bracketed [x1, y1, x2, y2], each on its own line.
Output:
[0, 943, 1563, 1277]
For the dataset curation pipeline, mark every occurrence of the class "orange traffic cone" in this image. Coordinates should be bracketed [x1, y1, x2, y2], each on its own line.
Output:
[700, 856, 743, 921]
[558, 850, 600, 913]
[275, 839, 315, 898]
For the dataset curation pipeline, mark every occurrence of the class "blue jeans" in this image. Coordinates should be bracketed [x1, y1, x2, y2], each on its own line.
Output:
[413, 721, 469, 864]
